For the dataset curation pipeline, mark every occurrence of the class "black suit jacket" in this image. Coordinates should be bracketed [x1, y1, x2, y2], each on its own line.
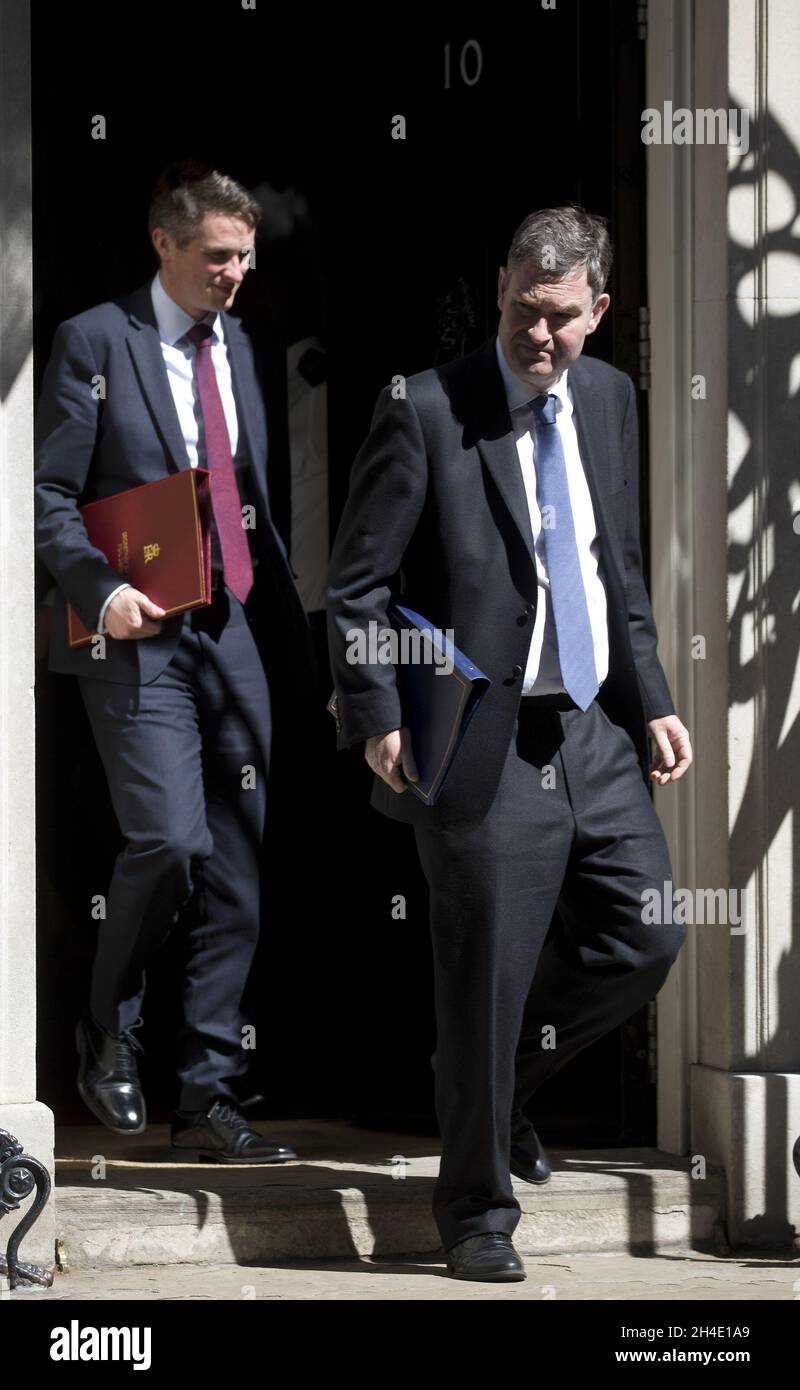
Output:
[34, 280, 315, 691]
[326, 335, 676, 833]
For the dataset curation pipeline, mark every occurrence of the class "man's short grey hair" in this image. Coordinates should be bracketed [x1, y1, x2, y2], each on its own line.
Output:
[148, 160, 261, 249]
[506, 203, 613, 303]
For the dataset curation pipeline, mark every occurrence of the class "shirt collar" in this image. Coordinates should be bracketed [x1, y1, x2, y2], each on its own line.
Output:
[150, 272, 225, 348]
[494, 334, 571, 415]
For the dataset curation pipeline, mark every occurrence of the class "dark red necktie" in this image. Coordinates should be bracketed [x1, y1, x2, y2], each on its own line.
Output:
[186, 321, 253, 604]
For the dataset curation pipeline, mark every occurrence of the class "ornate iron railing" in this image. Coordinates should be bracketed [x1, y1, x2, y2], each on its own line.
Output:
[0, 1128, 54, 1289]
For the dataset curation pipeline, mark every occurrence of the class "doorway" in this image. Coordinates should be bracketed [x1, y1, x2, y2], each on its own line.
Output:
[32, 0, 655, 1145]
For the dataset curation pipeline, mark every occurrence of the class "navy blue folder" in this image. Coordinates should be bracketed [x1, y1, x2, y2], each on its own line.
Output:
[328, 606, 491, 805]
[386, 604, 490, 804]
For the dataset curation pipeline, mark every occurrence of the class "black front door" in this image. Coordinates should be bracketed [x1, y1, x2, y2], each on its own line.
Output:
[33, 0, 654, 1144]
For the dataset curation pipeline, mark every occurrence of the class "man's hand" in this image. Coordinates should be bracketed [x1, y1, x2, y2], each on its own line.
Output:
[648, 714, 693, 785]
[364, 727, 419, 793]
[104, 588, 166, 640]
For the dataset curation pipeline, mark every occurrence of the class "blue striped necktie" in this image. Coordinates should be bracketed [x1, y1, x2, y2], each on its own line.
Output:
[529, 392, 599, 710]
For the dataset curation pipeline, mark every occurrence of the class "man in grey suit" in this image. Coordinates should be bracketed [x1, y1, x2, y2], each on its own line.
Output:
[327, 205, 693, 1279]
[35, 163, 315, 1162]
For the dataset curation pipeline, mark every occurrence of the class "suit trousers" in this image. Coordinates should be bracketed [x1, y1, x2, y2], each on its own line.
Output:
[411, 694, 685, 1251]
[76, 582, 272, 1112]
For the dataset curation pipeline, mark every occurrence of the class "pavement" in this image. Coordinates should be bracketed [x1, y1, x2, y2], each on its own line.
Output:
[8, 1247, 800, 1300]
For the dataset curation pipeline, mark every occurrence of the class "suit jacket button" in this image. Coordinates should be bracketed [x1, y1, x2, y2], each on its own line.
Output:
[511, 664, 523, 678]
[525, 603, 535, 615]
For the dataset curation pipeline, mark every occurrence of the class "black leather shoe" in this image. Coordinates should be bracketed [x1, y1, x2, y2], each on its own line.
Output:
[510, 1110, 552, 1185]
[446, 1232, 525, 1281]
[170, 1100, 298, 1164]
[75, 1014, 146, 1135]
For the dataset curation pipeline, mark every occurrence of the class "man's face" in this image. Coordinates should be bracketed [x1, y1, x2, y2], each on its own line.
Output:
[151, 211, 255, 319]
[496, 261, 609, 391]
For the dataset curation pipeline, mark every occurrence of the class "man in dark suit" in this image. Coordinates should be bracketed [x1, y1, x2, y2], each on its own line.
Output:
[35, 164, 316, 1162]
[327, 205, 693, 1278]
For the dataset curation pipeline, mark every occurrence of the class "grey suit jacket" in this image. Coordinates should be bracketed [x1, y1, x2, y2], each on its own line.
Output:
[326, 335, 676, 833]
[34, 280, 315, 691]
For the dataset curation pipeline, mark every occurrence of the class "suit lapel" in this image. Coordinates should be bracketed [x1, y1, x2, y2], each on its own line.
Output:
[472, 339, 538, 578]
[567, 355, 626, 591]
[221, 314, 269, 514]
[125, 283, 192, 473]
[124, 284, 270, 516]
[473, 338, 626, 595]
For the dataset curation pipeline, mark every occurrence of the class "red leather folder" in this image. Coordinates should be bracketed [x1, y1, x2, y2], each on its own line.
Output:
[67, 468, 213, 648]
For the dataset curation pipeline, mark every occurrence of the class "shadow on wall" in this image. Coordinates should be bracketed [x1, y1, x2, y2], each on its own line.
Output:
[727, 104, 800, 1245]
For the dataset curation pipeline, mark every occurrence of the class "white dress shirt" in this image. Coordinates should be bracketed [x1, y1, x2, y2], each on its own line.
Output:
[96, 272, 240, 632]
[494, 336, 609, 696]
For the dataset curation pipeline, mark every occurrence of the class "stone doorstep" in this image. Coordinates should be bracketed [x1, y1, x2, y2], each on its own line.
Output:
[51, 1122, 727, 1270]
